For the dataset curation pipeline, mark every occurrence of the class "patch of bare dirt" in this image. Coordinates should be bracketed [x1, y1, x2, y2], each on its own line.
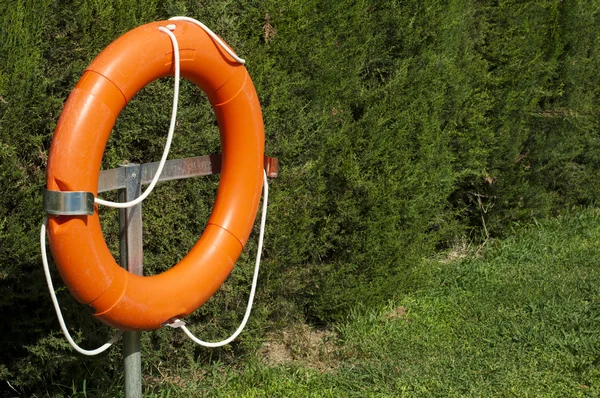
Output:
[260, 324, 340, 372]
[439, 239, 472, 264]
[385, 306, 408, 322]
[263, 13, 277, 43]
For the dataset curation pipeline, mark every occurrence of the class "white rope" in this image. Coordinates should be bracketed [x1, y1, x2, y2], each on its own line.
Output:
[168, 16, 246, 64]
[40, 218, 124, 356]
[95, 18, 245, 209]
[94, 25, 180, 209]
[41, 19, 264, 354]
[171, 170, 268, 347]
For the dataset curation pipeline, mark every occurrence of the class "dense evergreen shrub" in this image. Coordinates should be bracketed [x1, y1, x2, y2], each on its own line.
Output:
[0, 0, 598, 394]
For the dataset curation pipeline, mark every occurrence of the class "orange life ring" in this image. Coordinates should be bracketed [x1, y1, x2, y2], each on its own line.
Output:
[45, 20, 264, 331]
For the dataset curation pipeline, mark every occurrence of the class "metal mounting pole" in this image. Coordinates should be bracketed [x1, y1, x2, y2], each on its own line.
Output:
[119, 164, 143, 398]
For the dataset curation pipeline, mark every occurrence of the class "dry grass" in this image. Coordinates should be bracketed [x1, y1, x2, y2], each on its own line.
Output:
[262, 13, 277, 43]
[439, 238, 473, 264]
[260, 324, 340, 372]
[384, 305, 408, 322]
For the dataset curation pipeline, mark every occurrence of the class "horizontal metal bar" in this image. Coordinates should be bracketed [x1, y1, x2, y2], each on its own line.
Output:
[98, 154, 279, 193]
[98, 155, 221, 193]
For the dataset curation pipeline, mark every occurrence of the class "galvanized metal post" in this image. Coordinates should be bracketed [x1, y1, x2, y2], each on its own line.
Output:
[118, 164, 143, 398]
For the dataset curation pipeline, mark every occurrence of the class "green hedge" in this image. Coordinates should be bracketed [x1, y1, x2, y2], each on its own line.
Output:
[1, 0, 599, 394]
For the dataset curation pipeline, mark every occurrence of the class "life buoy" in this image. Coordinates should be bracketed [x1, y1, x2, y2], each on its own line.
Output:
[45, 20, 264, 331]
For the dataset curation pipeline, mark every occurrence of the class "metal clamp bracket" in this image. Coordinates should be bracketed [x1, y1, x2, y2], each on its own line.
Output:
[43, 189, 95, 216]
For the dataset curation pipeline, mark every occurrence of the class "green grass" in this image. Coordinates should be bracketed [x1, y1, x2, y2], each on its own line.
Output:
[137, 208, 600, 397]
